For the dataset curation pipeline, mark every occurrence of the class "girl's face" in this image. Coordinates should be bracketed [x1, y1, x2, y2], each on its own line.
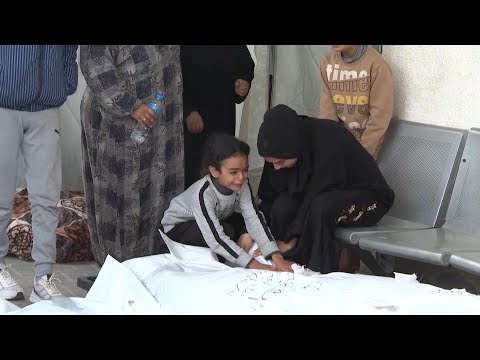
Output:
[209, 153, 249, 192]
[264, 157, 298, 170]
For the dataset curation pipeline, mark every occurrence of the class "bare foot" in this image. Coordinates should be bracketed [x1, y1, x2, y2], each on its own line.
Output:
[276, 238, 297, 253]
[253, 238, 298, 257]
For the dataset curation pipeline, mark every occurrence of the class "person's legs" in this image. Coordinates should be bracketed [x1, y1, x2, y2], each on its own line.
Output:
[285, 190, 388, 274]
[223, 212, 252, 252]
[334, 191, 389, 228]
[236, 233, 253, 252]
[167, 220, 232, 263]
[0, 108, 24, 300]
[259, 192, 301, 251]
[166, 221, 209, 248]
[334, 191, 390, 272]
[285, 193, 340, 273]
[21, 109, 63, 302]
[184, 130, 206, 189]
[223, 212, 247, 237]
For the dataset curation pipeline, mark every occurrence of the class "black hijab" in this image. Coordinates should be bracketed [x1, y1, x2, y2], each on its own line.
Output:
[257, 104, 312, 196]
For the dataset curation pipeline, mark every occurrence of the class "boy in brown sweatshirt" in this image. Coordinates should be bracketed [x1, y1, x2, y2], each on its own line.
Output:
[319, 45, 393, 160]
[320, 45, 393, 273]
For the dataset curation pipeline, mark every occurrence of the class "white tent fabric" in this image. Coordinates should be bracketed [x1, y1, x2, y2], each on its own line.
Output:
[238, 45, 271, 172]
[239, 45, 332, 171]
[270, 45, 331, 117]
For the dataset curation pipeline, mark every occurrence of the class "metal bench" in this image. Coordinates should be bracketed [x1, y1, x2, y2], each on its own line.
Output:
[359, 128, 480, 269]
[335, 119, 466, 247]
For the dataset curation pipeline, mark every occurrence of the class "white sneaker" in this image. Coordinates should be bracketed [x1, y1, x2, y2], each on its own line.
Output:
[0, 263, 24, 300]
[29, 274, 63, 303]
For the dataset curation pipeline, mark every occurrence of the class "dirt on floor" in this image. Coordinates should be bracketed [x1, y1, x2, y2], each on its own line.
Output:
[393, 258, 480, 295]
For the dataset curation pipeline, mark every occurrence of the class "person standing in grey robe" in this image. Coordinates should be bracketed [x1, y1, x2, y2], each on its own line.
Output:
[79, 45, 184, 266]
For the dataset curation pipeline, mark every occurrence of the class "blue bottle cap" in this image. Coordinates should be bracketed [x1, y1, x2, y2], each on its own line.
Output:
[155, 92, 165, 100]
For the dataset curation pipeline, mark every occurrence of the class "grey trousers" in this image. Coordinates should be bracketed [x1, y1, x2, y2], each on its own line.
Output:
[0, 107, 61, 277]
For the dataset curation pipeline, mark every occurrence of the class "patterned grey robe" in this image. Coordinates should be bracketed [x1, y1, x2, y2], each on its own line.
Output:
[79, 45, 184, 266]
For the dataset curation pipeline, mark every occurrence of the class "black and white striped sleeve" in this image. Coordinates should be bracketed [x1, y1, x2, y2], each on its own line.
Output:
[192, 182, 253, 268]
[238, 180, 279, 259]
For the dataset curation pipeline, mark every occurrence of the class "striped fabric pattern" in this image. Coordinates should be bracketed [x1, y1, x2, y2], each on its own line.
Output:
[0, 45, 78, 112]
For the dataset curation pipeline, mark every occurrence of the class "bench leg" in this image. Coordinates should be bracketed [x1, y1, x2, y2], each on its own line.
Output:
[77, 275, 97, 291]
[359, 250, 394, 277]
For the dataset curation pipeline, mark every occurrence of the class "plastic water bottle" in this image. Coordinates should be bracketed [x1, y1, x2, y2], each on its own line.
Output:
[130, 92, 165, 144]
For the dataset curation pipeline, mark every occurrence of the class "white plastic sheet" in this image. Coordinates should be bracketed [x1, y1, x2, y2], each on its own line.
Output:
[2, 256, 165, 315]
[3, 232, 480, 314]
[124, 251, 480, 315]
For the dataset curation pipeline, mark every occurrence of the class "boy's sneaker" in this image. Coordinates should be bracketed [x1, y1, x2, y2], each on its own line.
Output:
[29, 274, 63, 303]
[0, 263, 24, 300]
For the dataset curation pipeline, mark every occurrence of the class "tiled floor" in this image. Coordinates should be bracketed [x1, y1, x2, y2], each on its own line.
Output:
[4, 256, 99, 308]
[395, 257, 480, 295]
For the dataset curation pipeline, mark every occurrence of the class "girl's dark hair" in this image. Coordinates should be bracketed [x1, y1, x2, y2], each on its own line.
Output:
[201, 133, 250, 176]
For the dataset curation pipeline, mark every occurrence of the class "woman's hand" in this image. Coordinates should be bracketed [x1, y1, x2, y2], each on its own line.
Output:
[185, 111, 204, 134]
[271, 253, 294, 273]
[132, 103, 157, 128]
[235, 79, 250, 97]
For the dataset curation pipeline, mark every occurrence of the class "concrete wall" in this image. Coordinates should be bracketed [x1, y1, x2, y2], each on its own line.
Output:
[383, 45, 480, 130]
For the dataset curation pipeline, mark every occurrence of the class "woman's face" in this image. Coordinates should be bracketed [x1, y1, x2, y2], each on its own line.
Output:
[209, 154, 249, 191]
[264, 157, 298, 171]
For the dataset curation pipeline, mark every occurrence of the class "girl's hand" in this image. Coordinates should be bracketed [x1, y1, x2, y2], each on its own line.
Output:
[247, 259, 277, 271]
[185, 111, 204, 134]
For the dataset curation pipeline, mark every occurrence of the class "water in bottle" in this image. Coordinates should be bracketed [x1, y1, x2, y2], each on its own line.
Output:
[130, 92, 165, 144]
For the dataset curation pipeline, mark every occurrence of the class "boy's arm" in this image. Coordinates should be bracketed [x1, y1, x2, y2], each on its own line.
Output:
[360, 62, 394, 159]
